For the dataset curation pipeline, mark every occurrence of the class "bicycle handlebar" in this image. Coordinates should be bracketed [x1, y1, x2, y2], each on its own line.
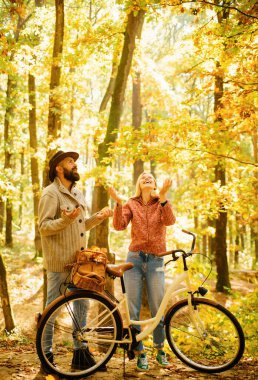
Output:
[182, 229, 196, 252]
[157, 229, 196, 259]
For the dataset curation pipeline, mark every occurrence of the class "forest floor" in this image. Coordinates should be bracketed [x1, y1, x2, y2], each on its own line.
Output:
[0, 340, 257, 380]
[0, 243, 257, 380]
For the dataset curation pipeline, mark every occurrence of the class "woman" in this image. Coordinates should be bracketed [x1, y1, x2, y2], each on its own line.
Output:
[109, 172, 176, 371]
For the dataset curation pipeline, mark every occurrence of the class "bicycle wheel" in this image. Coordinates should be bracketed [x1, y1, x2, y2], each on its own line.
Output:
[36, 290, 123, 379]
[165, 298, 245, 373]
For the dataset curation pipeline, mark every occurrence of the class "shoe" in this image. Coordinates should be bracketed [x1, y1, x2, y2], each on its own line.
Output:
[156, 350, 169, 367]
[71, 347, 96, 370]
[137, 353, 149, 371]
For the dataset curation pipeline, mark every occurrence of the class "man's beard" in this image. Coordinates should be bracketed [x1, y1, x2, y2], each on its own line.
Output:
[63, 167, 80, 182]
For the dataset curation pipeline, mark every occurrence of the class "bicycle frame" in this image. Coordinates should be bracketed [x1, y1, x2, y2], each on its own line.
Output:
[82, 263, 201, 345]
[123, 269, 193, 344]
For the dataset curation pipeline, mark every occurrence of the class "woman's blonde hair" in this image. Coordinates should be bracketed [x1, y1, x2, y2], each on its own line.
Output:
[134, 172, 157, 197]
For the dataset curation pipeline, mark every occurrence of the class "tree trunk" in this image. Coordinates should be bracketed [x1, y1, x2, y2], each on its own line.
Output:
[208, 218, 216, 258]
[43, 0, 64, 187]
[88, 40, 122, 247]
[145, 112, 157, 178]
[132, 71, 144, 184]
[35, 0, 45, 5]
[213, 70, 231, 291]
[202, 232, 207, 255]
[0, 253, 15, 332]
[3, 11, 32, 246]
[68, 67, 75, 136]
[4, 76, 15, 248]
[92, 10, 145, 255]
[87, 187, 98, 248]
[132, 70, 148, 307]
[234, 234, 240, 269]
[41, 0, 64, 305]
[5, 200, 13, 248]
[215, 162, 230, 291]
[251, 128, 258, 268]
[214, 5, 231, 292]
[98, 9, 145, 160]
[19, 149, 25, 228]
[28, 73, 42, 255]
[0, 198, 4, 234]
[134, 160, 144, 185]
[99, 52, 119, 112]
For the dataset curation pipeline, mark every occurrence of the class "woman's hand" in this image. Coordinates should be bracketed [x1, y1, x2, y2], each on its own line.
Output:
[159, 178, 172, 203]
[108, 187, 123, 205]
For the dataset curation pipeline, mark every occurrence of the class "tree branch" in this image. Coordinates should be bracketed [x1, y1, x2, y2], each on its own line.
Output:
[168, 144, 258, 167]
[157, 1, 258, 20]
[194, 0, 258, 20]
[224, 80, 258, 87]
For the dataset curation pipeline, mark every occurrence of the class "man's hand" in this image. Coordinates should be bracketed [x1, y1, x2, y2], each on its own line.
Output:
[96, 207, 113, 220]
[62, 206, 81, 219]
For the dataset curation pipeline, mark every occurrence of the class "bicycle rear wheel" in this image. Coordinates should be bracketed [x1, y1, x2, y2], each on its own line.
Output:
[36, 290, 122, 379]
[165, 298, 245, 373]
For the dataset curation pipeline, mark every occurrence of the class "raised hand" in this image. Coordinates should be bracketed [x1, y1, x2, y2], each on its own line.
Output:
[108, 187, 123, 204]
[159, 178, 172, 202]
[62, 205, 81, 219]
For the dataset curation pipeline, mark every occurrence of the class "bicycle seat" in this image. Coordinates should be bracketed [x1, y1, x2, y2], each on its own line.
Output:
[106, 262, 134, 278]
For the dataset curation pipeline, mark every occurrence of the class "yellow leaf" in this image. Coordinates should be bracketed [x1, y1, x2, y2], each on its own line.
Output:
[45, 375, 59, 380]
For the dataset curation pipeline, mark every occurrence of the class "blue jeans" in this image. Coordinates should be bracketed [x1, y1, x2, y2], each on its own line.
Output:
[44, 271, 88, 352]
[124, 251, 165, 351]
[45, 272, 69, 307]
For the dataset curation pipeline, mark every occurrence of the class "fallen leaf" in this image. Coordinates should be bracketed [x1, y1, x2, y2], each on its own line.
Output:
[45, 375, 59, 380]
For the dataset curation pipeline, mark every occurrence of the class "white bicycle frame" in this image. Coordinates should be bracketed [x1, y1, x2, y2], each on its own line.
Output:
[84, 264, 204, 345]
[123, 269, 200, 344]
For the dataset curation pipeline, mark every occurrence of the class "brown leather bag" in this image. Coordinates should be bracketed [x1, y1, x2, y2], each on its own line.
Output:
[71, 249, 108, 293]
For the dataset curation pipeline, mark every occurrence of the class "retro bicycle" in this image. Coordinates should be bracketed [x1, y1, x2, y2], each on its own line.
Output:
[36, 230, 245, 378]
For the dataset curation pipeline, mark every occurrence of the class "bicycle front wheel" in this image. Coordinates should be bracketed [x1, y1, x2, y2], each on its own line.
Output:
[165, 298, 245, 373]
[36, 290, 123, 379]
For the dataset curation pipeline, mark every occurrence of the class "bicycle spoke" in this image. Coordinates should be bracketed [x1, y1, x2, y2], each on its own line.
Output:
[166, 299, 245, 373]
[37, 292, 122, 378]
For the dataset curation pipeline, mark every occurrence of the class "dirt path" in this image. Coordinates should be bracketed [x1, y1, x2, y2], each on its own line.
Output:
[0, 341, 257, 380]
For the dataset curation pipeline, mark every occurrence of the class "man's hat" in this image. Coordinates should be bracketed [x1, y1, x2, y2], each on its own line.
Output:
[49, 150, 79, 182]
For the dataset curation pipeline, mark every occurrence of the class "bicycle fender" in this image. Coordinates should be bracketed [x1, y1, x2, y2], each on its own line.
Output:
[36, 290, 117, 329]
[163, 297, 226, 326]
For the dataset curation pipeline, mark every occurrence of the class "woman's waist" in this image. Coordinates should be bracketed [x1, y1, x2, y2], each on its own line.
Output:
[128, 241, 166, 254]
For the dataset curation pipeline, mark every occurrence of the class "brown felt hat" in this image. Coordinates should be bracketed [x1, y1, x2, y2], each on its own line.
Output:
[49, 150, 79, 182]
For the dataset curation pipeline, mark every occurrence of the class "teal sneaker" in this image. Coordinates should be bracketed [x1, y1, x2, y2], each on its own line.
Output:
[137, 353, 149, 371]
[156, 350, 169, 367]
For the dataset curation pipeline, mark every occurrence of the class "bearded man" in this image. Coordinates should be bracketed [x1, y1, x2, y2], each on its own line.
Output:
[38, 150, 112, 371]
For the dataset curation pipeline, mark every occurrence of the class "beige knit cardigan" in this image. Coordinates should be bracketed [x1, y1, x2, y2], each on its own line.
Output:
[38, 178, 102, 272]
